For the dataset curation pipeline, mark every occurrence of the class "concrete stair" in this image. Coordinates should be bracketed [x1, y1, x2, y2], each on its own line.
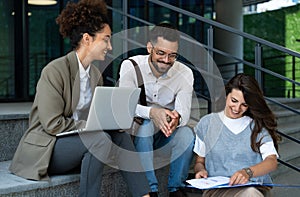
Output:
[267, 98, 300, 197]
[188, 96, 209, 128]
[267, 98, 300, 166]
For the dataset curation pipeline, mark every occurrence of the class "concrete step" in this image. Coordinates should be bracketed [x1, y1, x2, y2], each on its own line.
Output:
[268, 98, 300, 129]
[0, 159, 185, 197]
[0, 118, 28, 162]
[278, 140, 300, 162]
[188, 97, 209, 128]
[0, 102, 31, 162]
[0, 160, 131, 197]
[275, 109, 300, 126]
[0, 160, 80, 197]
[270, 157, 300, 197]
[267, 98, 300, 112]
[278, 121, 300, 136]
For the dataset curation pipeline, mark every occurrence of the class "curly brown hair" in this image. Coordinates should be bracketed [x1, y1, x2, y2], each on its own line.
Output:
[56, 0, 109, 50]
[225, 73, 281, 152]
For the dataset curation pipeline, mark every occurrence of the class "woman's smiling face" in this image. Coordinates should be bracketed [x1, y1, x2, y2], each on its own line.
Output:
[89, 24, 112, 61]
[224, 88, 249, 119]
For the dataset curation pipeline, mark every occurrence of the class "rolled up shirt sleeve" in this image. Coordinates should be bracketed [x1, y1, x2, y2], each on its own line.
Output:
[260, 141, 279, 160]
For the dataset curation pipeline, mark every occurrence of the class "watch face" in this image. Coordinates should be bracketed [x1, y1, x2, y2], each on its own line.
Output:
[244, 168, 253, 178]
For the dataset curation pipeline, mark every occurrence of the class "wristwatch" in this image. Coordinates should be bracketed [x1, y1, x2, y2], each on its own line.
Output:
[243, 167, 253, 179]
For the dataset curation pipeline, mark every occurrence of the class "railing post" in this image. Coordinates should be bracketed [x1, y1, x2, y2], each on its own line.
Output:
[255, 43, 263, 89]
[292, 56, 296, 98]
[207, 26, 214, 57]
[15, 0, 29, 100]
[122, 0, 128, 59]
[207, 26, 214, 113]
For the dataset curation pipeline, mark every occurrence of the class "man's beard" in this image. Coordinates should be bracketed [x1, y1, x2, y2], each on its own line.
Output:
[150, 55, 172, 75]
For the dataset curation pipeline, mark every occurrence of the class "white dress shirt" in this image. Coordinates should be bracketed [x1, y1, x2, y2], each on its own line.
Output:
[72, 53, 92, 121]
[119, 55, 194, 126]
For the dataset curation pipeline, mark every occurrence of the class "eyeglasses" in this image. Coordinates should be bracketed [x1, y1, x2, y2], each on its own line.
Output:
[151, 43, 179, 60]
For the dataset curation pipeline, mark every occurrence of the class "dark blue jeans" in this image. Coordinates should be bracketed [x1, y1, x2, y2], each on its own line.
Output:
[134, 120, 195, 192]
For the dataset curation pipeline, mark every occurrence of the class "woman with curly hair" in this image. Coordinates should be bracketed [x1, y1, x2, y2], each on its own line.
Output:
[193, 73, 281, 197]
[10, 0, 150, 196]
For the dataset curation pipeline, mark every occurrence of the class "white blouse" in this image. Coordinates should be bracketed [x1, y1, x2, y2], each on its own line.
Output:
[72, 53, 92, 121]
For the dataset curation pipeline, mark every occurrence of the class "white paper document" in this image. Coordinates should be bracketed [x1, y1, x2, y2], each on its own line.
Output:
[186, 176, 230, 189]
[186, 176, 263, 189]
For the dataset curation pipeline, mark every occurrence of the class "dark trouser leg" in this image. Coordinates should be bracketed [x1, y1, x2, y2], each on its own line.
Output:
[79, 151, 104, 197]
[48, 133, 108, 197]
[105, 130, 150, 197]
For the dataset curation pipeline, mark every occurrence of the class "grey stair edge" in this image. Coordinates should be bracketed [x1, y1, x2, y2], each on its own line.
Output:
[0, 160, 124, 195]
[0, 102, 31, 120]
[0, 114, 29, 121]
[0, 161, 80, 195]
[278, 142, 300, 161]
[277, 121, 300, 134]
[267, 98, 300, 108]
[0, 102, 32, 117]
[270, 157, 300, 178]
[274, 110, 300, 117]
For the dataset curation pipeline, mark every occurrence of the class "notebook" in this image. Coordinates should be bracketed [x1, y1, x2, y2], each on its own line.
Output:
[56, 86, 141, 137]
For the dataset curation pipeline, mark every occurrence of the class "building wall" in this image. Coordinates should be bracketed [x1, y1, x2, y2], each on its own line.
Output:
[244, 4, 300, 97]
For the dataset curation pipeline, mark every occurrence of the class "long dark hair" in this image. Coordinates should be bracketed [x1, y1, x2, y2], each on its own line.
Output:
[225, 73, 280, 152]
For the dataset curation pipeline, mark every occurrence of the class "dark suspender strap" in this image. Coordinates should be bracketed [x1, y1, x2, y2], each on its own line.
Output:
[127, 59, 147, 106]
[126, 59, 146, 125]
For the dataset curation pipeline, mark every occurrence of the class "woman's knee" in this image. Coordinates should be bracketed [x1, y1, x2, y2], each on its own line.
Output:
[239, 187, 264, 197]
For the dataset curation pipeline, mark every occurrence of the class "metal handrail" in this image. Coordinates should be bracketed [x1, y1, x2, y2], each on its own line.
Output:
[0, 75, 13, 98]
[148, 0, 300, 58]
[265, 97, 300, 115]
[107, 1, 300, 88]
[278, 159, 300, 173]
[207, 43, 300, 86]
[107, 5, 154, 26]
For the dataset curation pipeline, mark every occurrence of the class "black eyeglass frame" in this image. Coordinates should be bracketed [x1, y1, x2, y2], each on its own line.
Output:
[150, 42, 179, 60]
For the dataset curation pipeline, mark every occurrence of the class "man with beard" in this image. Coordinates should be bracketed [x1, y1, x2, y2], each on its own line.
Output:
[118, 23, 195, 197]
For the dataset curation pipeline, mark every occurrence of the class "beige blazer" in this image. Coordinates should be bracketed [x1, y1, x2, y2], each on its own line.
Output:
[9, 51, 103, 180]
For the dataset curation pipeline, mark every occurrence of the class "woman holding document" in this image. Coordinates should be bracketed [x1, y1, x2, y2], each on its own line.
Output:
[193, 73, 281, 197]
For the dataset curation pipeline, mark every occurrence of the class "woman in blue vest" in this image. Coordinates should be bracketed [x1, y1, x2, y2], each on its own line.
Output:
[193, 73, 280, 196]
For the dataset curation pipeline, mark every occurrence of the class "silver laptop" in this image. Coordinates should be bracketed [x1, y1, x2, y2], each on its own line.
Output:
[56, 86, 141, 137]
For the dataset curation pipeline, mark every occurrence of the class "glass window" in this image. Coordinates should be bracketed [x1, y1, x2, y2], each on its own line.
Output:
[0, 1, 15, 100]
[0, 0, 214, 101]
[28, 3, 60, 97]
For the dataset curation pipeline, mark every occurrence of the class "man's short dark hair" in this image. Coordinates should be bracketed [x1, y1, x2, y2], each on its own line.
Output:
[149, 23, 180, 44]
